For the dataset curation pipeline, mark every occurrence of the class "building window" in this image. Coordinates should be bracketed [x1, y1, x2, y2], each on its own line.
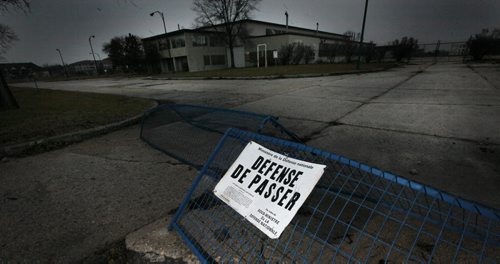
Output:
[203, 54, 226, 66]
[172, 37, 185, 48]
[203, 55, 211, 66]
[209, 36, 224, 47]
[192, 35, 207, 46]
[159, 38, 170, 50]
[211, 55, 226, 65]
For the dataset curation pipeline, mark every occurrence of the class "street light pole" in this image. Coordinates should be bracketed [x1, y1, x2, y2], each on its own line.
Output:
[56, 48, 68, 78]
[90, 52, 102, 61]
[150, 10, 174, 72]
[153, 11, 167, 34]
[356, 0, 369, 70]
[88, 35, 99, 74]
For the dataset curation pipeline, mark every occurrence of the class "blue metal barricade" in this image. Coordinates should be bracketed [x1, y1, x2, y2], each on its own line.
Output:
[140, 104, 301, 168]
[170, 128, 500, 263]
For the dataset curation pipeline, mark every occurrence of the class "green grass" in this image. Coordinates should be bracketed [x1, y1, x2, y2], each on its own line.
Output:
[0, 87, 154, 145]
[159, 62, 397, 78]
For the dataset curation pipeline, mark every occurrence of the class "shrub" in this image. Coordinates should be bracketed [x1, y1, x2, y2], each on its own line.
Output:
[391, 37, 418, 62]
[278, 43, 315, 65]
[467, 29, 500, 60]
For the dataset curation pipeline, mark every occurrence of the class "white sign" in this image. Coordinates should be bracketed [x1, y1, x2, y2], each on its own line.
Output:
[213, 141, 326, 239]
[273, 50, 278, 59]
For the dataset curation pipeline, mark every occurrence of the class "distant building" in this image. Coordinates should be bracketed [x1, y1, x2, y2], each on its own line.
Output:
[0, 62, 43, 80]
[42, 65, 67, 78]
[142, 19, 359, 73]
[69, 59, 113, 75]
[101, 58, 113, 73]
[69, 60, 97, 75]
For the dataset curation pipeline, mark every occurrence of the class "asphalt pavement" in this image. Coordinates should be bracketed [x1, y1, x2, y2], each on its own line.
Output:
[3, 62, 500, 262]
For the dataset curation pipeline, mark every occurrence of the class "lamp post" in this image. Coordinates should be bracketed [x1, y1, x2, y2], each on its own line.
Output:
[90, 52, 101, 61]
[150, 11, 166, 34]
[150, 10, 174, 72]
[56, 48, 68, 78]
[88, 35, 99, 74]
[356, 0, 369, 70]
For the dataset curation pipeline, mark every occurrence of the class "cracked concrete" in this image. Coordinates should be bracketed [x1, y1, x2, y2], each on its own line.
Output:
[4, 62, 500, 262]
[0, 126, 195, 263]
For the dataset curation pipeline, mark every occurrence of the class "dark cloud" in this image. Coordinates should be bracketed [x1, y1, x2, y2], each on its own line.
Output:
[1, 0, 499, 65]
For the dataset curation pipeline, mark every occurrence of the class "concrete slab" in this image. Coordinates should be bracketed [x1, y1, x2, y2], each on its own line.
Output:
[307, 125, 500, 209]
[0, 126, 196, 262]
[155, 91, 266, 108]
[323, 75, 411, 89]
[235, 95, 362, 122]
[288, 85, 387, 102]
[339, 103, 500, 143]
[125, 216, 199, 263]
[398, 64, 493, 91]
[471, 64, 500, 90]
[272, 117, 329, 139]
[372, 89, 500, 105]
[15, 77, 320, 100]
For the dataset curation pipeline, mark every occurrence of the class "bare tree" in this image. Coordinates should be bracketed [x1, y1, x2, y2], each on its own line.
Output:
[0, 0, 29, 110]
[0, 24, 17, 57]
[192, 0, 261, 68]
[0, 0, 29, 12]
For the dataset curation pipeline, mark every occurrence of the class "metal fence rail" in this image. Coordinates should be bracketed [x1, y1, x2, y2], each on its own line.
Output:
[140, 104, 301, 168]
[170, 128, 500, 263]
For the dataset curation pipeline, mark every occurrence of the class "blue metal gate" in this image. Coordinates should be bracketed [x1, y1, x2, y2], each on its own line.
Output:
[170, 128, 500, 263]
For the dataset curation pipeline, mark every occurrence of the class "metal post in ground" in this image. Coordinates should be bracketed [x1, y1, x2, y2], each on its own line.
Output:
[88, 35, 99, 75]
[56, 49, 69, 78]
[356, 0, 369, 70]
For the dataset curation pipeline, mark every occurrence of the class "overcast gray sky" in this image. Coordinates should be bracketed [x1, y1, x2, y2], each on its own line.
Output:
[1, 0, 499, 65]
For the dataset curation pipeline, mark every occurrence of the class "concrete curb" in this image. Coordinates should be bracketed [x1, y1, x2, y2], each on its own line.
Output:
[145, 66, 398, 81]
[0, 101, 158, 159]
[125, 216, 199, 264]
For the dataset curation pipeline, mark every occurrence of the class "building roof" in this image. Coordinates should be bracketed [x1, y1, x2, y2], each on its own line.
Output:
[142, 19, 346, 41]
[247, 32, 356, 42]
[0, 62, 42, 70]
[69, 60, 96, 66]
[142, 29, 223, 41]
[198, 19, 346, 38]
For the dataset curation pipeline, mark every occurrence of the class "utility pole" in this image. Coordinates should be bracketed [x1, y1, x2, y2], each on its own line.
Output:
[91, 52, 102, 61]
[434, 40, 441, 63]
[88, 35, 99, 74]
[56, 48, 69, 78]
[285, 11, 289, 32]
[356, 0, 369, 70]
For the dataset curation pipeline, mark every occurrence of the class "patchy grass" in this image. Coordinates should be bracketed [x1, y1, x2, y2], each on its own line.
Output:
[159, 62, 397, 78]
[0, 87, 154, 145]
